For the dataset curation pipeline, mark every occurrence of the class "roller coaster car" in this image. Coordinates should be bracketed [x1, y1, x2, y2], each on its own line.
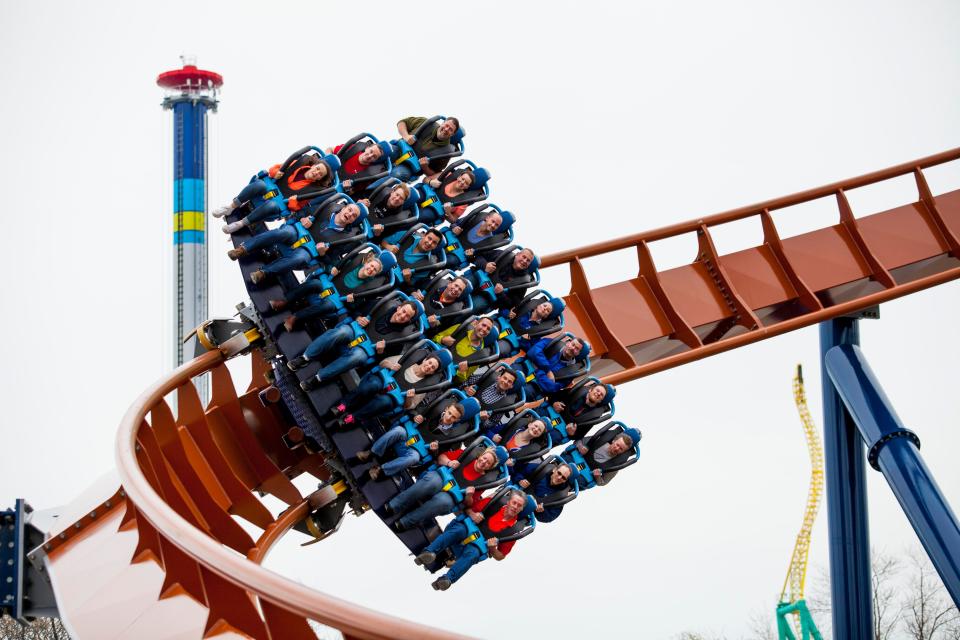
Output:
[392, 115, 466, 177]
[421, 270, 475, 329]
[471, 363, 526, 416]
[450, 484, 537, 565]
[494, 289, 566, 355]
[444, 316, 501, 369]
[363, 340, 458, 420]
[520, 455, 580, 508]
[469, 245, 542, 306]
[497, 410, 552, 462]
[366, 177, 421, 234]
[292, 193, 373, 265]
[557, 376, 616, 437]
[394, 224, 448, 280]
[562, 422, 641, 490]
[336, 133, 394, 193]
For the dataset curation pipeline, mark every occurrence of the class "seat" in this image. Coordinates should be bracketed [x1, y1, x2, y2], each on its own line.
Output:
[351, 292, 427, 360]
[491, 245, 541, 292]
[562, 421, 641, 490]
[366, 177, 421, 232]
[336, 133, 394, 188]
[388, 340, 456, 395]
[329, 243, 397, 300]
[443, 436, 509, 494]
[296, 193, 372, 263]
[395, 224, 448, 274]
[463, 484, 537, 554]
[414, 389, 481, 448]
[509, 289, 565, 339]
[472, 363, 525, 415]
[540, 332, 592, 382]
[559, 376, 615, 435]
[411, 116, 466, 164]
[274, 145, 341, 199]
[421, 270, 475, 326]
[498, 410, 551, 462]
[445, 316, 501, 368]
[434, 159, 490, 208]
[455, 203, 516, 255]
[521, 456, 580, 508]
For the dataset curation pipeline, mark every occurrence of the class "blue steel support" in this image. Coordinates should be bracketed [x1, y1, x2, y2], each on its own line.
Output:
[824, 343, 960, 606]
[819, 318, 874, 640]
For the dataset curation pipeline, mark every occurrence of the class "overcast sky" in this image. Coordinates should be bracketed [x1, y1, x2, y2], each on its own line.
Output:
[2, 1, 959, 638]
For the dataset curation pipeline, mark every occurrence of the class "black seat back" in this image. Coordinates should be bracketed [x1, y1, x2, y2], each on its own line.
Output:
[331, 243, 394, 300]
[455, 203, 514, 254]
[447, 316, 500, 367]
[396, 224, 447, 273]
[422, 270, 474, 323]
[562, 377, 614, 431]
[418, 390, 479, 446]
[473, 363, 524, 414]
[524, 456, 579, 507]
[364, 292, 422, 346]
[476, 484, 537, 544]
[510, 289, 564, 338]
[336, 134, 391, 184]
[585, 422, 640, 473]
[543, 333, 590, 382]
[435, 159, 488, 207]
[450, 437, 508, 491]
[499, 410, 550, 462]
[367, 178, 420, 231]
[492, 245, 541, 292]
[394, 340, 454, 394]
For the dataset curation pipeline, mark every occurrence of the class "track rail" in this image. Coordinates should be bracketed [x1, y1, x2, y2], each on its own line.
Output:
[43, 349, 467, 640]
[541, 147, 960, 385]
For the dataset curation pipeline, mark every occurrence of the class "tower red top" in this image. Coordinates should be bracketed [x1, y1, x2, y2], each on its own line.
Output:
[156, 64, 223, 91]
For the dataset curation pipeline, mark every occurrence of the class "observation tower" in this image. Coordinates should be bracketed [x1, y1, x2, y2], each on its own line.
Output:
[157, 57, 222, 398]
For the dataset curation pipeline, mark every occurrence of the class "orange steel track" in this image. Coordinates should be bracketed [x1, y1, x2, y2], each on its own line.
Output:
[36, 148, 960, 639]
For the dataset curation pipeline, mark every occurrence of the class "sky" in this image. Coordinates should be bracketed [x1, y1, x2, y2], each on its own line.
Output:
[1, 1, 959, 638]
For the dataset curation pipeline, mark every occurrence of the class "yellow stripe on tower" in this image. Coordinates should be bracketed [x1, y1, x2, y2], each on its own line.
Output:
[174, 211, 206, 232]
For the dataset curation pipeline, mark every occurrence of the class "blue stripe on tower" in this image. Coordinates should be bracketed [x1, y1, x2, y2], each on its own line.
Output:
[174, 178, 205, 212]
[174, 230, 205, 244]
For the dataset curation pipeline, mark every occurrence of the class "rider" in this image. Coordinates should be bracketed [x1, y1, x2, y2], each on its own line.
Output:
[414, 488, 527, 591]
[394, 116, 461, 180]
[513, 460, 575, 523]
[433, 316, 497, 383]
[573, 428, 640, 486]
[526, 334, 589, 394]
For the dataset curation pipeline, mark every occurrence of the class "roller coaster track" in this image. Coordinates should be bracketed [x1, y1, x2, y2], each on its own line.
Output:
[29, 148, 960, 639]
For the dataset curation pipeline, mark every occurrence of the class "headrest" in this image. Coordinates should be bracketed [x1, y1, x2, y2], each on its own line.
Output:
[377, 140, 395, 160]
[547, 296, 566, 320]
[497, 209, 516, 233]
[354, 201, 369, 223]
[471, 167, 491, 190]
[451, 126, 466, 145]
[321, 153, 341, 173]
[521, 493, 538, 519]
[576, 338, 592, 361]
[459, 397, 481, 421]
[529, 254, 541, 272]
[494, 446, 509, 465]
[621, 427, 642, 447]
[378, 249, 397, 272]
[604, 384, 617, 402]
[407, 186, 421, 204]
[498, 366, 523, 391]
[432, 348, 453, 370]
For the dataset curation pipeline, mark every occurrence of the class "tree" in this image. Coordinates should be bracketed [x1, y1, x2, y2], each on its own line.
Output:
[872, 550, 903, 640]
[901, 549, 959, 640]
[0, 616, 71, 640]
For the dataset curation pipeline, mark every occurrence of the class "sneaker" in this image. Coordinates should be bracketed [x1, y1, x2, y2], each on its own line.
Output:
[431, 577, 452, 591]
[300, 376, 322, 392]
[381, 503, 394, 517]
[250, 270, 267, 284]
[222, 220, 245, 234]
[227, 246, 247, 261]
[287, 356, 309, 371]
[339, 414, 355, 427]
[414, 551, 436, 566]
[211, 202, 235, 218]
[367, 465, 381, 481]
[269, 299, 287, 312]
[330, 403, 347, 417]
[283, 315, 297, 332]
[356, 449, 372, 462]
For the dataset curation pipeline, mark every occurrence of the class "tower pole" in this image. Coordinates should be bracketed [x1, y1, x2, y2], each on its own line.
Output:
[157, 57, 223, 400]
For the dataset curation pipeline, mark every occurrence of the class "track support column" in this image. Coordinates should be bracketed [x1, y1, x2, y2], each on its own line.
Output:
[819, 316, 874, 640]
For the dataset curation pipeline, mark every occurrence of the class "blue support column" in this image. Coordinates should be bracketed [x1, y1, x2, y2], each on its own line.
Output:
[824, 343, 960, 606]
[819, 318, 874, 640]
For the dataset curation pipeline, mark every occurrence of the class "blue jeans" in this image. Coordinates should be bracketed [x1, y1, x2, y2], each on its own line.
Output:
[343, 375, 395, 418]
[302, 324, 371, 380]
[284, 279, 340, 320]
[246, 199, 283, 225]
[424, 520, 482, 584]
[244, 225, 298, 253]
[391, 164, 416, 182]
[388, 470, 455, 529]
[371, 425, 421, 476]
[237, 180, 267, 203]
[263, 246, 312, 276]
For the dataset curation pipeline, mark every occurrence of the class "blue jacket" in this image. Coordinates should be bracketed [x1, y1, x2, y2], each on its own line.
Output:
[526, 338, 570, 393]
[512, 462, 564, 523]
